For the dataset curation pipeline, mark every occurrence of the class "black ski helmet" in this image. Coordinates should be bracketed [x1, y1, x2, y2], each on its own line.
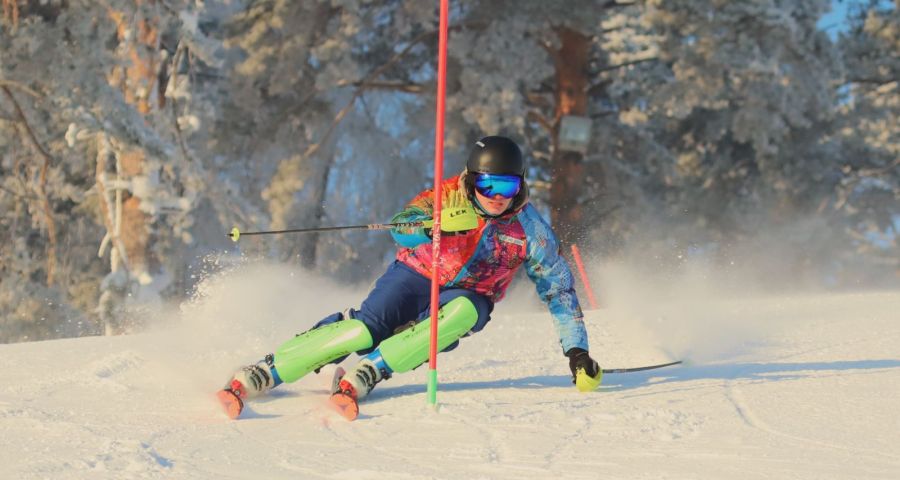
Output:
[466, 136, 525, 176]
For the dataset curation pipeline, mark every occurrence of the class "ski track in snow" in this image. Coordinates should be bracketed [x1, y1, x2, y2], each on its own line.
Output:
[1, 291, 899, 479]
[725, 382, 898, 464]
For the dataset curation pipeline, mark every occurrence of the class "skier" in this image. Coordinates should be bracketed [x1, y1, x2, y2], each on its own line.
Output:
[218, 135, 602, 419]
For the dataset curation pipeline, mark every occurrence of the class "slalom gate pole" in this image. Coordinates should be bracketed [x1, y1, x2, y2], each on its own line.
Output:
[570, 244, 599, 309]
[226, 222, 423, 242]
[427, 0, 450, 408]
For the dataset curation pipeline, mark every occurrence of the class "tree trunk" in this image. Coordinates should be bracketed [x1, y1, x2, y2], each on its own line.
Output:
[106, 1, 159, 280]
[299, 146, 336, 267]
[118, 149, 149, 277]
[549, 27, 590, 246]
[98, 2, 160, 334]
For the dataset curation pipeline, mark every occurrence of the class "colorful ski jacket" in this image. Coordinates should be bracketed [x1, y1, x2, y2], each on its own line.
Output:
[390, 174, 588, 353]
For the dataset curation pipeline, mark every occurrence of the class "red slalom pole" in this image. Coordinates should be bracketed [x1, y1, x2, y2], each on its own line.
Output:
[427, 0, 450, 407]
[571, 244, 599, 309]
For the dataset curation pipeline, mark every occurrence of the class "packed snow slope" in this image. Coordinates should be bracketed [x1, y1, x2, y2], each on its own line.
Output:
[1, 264, 899, 479]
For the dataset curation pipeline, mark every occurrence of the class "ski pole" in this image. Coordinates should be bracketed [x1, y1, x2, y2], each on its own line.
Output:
[227, 222, 424, 242]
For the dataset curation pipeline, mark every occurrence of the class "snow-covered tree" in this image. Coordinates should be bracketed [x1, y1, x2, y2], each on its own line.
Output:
[1, 1, 201, 340]
[645, 0, 840, 225]
[2, 0, 897, 343]
[830, 0, 899, 280]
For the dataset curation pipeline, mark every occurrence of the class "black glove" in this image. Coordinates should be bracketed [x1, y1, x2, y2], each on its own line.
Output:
[566, 347, 599, 383]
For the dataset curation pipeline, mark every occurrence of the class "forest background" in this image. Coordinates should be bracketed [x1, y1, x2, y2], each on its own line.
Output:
[0, 0, 897, 343]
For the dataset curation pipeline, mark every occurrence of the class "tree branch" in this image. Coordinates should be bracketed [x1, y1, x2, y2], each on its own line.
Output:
[590, 111, 617, 119]
[0, 111, 19, 122]
[0, 79, 40, 98]
[594, 56, 658, 74]
[585, 78, 612, 96]
[346, 81, 424, 93]
[296, 21, 486, 165]
[0, 183, 39, 201]
[858, 157, 900, 177]
[527, 110, 555, 136]
[1, 85, 58, 286]
[94, 138, 131, 273]
[847, 77, 896, 87]
[600, 26, 627, 35]
[285, 25, 448, 160]
[585, 58, 659, 95]
[166, 42, 254, 228]
[1, 87, 53, 161]
[600, 0, 639, 8]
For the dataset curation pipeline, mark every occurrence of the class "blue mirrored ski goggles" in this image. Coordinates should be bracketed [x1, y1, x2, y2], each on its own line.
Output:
[473, 173, 522, 199]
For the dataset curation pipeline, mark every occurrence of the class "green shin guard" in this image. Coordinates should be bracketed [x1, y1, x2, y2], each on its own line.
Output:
[378, 297, 479, 374]
[273, 319, 374, 383]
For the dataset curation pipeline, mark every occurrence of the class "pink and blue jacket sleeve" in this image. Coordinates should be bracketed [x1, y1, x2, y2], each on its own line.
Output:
[519, 205, 588, 354]
[389, 189, 433, 248]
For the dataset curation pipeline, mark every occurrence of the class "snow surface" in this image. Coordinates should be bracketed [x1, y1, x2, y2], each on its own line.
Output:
[2, 264, 899, 479]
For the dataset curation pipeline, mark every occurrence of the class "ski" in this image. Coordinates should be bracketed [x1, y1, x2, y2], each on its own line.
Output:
[217, 386, 244, 420]
[602, 360, 682, 374]
[328, 367, 360, 421]
[330, 389, 359, 421]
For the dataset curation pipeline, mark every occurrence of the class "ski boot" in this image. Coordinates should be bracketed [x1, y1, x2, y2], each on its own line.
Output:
[330, 354, 391, 421]
[217, 361, 276, 419]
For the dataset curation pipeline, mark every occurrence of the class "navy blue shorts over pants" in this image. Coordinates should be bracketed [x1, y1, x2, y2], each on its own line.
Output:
[314, 261, 494, 352]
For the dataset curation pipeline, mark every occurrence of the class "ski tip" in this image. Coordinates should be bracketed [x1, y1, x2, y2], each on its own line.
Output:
[329, 392, 359, 421]
[217, 389, 244, 420]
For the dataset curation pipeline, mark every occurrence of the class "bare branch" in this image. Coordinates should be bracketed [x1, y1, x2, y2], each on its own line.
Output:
[600, 0, 639, 9]
[365, 29, 434, 83]
[166, 43, 254, 228]
[523, 90, 553, 109]
[847, 77, 897, 87]
[1, 87, 53, 162]
[527, 110, 555, 136]
[294, 21, 486, 162]
[349, 81, 424, 93]
[593, 57, 658, 75]
[858, 157, 900, 177]
[0, 111, 19, 122]
[1, 85, 58, 286]
[94, 138, 131, 272]
[0, 79, 40, 98]
[600, 26, 626, 35]
[585, 58, 659, 95]
[585, 78, 612, 96]
[0, 183, 39, 201]
[590, 111, 616, 119]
